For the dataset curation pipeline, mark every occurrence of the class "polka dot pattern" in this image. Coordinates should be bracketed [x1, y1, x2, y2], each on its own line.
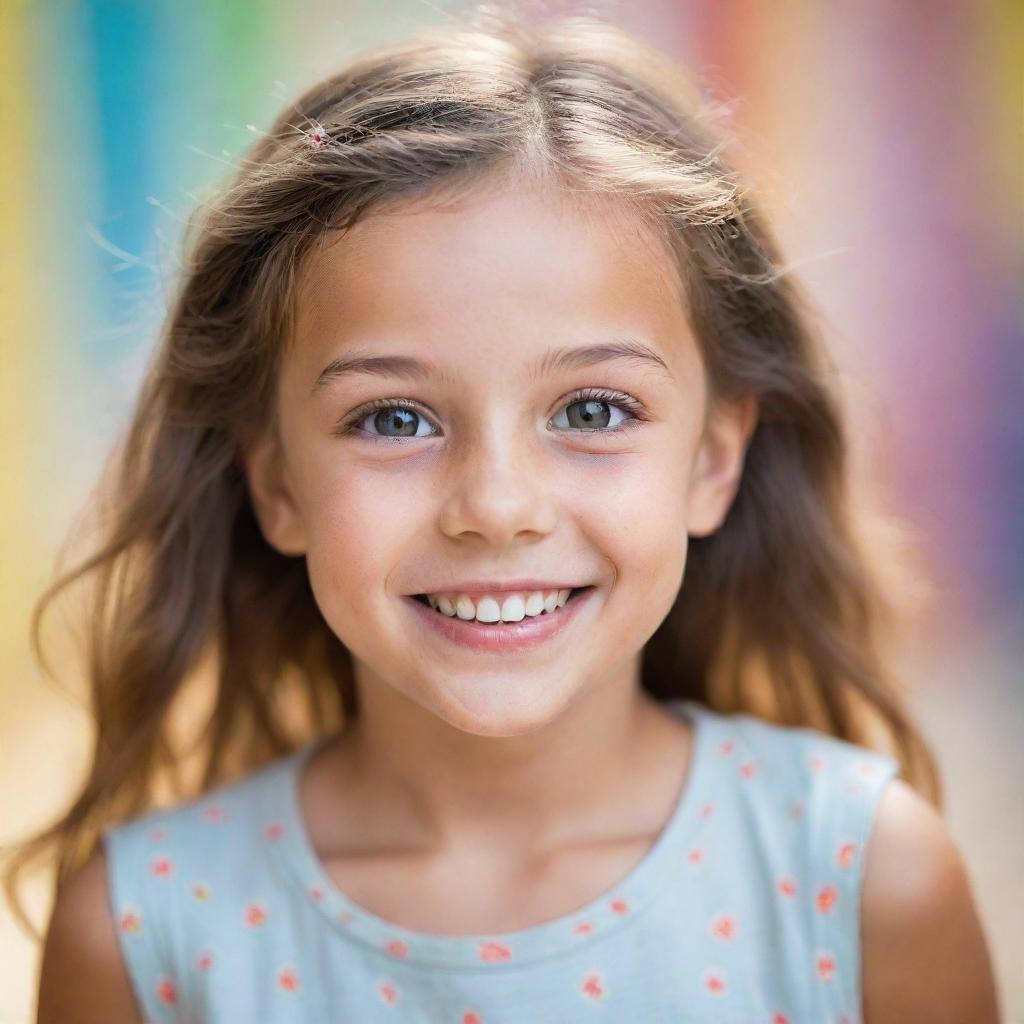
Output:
[102, 699, 900, 1022]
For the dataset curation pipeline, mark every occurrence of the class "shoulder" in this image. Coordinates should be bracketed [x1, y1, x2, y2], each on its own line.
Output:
[49, 753, 298, 1021]
[36, 849, 143, 1023]
[104, 748, 299, 863]
[706, 706, 896, 794]
[861, 778, 1001, 1023]
[98, 750, 298, 915]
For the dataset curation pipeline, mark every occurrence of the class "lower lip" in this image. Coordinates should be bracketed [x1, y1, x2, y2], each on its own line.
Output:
[404, 589, 595, 653]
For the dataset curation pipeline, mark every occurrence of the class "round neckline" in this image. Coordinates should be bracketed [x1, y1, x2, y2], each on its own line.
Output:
[270, 698, 716, 969]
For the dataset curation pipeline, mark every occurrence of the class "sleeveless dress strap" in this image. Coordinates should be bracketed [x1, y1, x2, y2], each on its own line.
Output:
[103, 813, 183, 1018]
[803, 735, 901, 1020]
[101, 751, 303, 1018]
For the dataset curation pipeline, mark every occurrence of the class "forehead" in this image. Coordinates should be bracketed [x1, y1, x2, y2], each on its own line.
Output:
[289, 179, 696, 385]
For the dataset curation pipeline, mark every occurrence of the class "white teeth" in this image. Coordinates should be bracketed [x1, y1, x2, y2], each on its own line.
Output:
[422, 587, 581, 624]
[475, 596, 501, 623]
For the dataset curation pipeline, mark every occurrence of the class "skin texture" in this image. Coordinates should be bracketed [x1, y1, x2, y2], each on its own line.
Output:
[860, 779, 1002, 1022]
[35, 850, 142, 1023]
[34, 177, 1000, 1020]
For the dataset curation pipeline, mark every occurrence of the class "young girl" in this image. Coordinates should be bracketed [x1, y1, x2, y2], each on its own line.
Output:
[8, 9, 1000, 1024]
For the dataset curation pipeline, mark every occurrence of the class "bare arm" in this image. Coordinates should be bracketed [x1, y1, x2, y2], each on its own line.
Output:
[861, 778, 1001, 1023]
[36, 849, 144, 1024]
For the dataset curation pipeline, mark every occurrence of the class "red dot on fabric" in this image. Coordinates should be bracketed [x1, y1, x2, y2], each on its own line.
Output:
[816, 885, 839, 913]
[150, 856, 173, 877]
[378, 981, 400, 1004]
[478, 941, 512, 963]
[119, 909, 142, 933]
[816, 952, 836, 981]
[245, 903, 267, 927]
[704, 970, 726, 994]
[155, 977, 177, 1004]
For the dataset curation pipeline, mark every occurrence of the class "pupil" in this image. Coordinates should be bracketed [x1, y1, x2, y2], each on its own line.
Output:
[568, 399, 610, 429]
[375, 407, 418, 437]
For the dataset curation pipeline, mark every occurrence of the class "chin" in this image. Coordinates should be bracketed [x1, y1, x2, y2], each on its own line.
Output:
[422, 675, 578, 739]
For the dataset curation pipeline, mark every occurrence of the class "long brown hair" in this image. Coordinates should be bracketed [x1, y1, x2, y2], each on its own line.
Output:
[4, 6, 940, 940]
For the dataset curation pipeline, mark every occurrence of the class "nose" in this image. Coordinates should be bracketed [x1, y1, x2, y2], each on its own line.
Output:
[436, 421, 558, 547]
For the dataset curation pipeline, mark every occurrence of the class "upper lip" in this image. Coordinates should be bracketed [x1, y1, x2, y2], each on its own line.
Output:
[411, 579, 590, 595]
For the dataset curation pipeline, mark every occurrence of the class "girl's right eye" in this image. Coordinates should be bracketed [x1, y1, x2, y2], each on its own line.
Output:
[336, 398, 439, 443]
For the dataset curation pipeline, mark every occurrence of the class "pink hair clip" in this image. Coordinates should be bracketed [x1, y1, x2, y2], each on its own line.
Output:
[301, 120, 333, 150]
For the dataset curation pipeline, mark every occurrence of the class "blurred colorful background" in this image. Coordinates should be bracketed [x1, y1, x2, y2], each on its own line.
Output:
[1, 1, 1021, 1020]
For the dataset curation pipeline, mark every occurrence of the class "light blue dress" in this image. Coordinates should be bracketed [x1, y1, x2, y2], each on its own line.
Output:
[103, 698, 900, 1023]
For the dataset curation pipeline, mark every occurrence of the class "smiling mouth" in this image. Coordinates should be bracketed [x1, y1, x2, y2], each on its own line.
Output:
[411, 586, 593, 622]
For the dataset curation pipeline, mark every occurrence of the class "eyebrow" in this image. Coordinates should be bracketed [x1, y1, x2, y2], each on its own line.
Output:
[310, 337, 672, 395]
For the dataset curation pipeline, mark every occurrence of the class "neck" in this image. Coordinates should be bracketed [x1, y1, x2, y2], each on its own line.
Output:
[318, 656, 687, 862]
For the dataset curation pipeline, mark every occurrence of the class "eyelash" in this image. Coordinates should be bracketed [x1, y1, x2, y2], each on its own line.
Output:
[334, 387, 648, 445]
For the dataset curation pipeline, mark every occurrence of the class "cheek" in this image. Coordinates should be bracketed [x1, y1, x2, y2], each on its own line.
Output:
[301, 465, 433, 614]
[561, 449, 690, 596]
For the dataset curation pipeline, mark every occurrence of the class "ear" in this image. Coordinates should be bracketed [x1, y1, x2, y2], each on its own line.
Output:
[686, 393, 759, 538]
[239, 428, 308, 556]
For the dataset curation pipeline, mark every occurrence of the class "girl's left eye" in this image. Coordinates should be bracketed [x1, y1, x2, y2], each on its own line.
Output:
[335, 388, 647, 444]
[548, 388, 645, 433]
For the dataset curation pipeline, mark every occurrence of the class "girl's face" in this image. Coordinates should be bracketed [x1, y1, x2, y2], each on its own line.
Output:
[244, 178, 755, 736]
